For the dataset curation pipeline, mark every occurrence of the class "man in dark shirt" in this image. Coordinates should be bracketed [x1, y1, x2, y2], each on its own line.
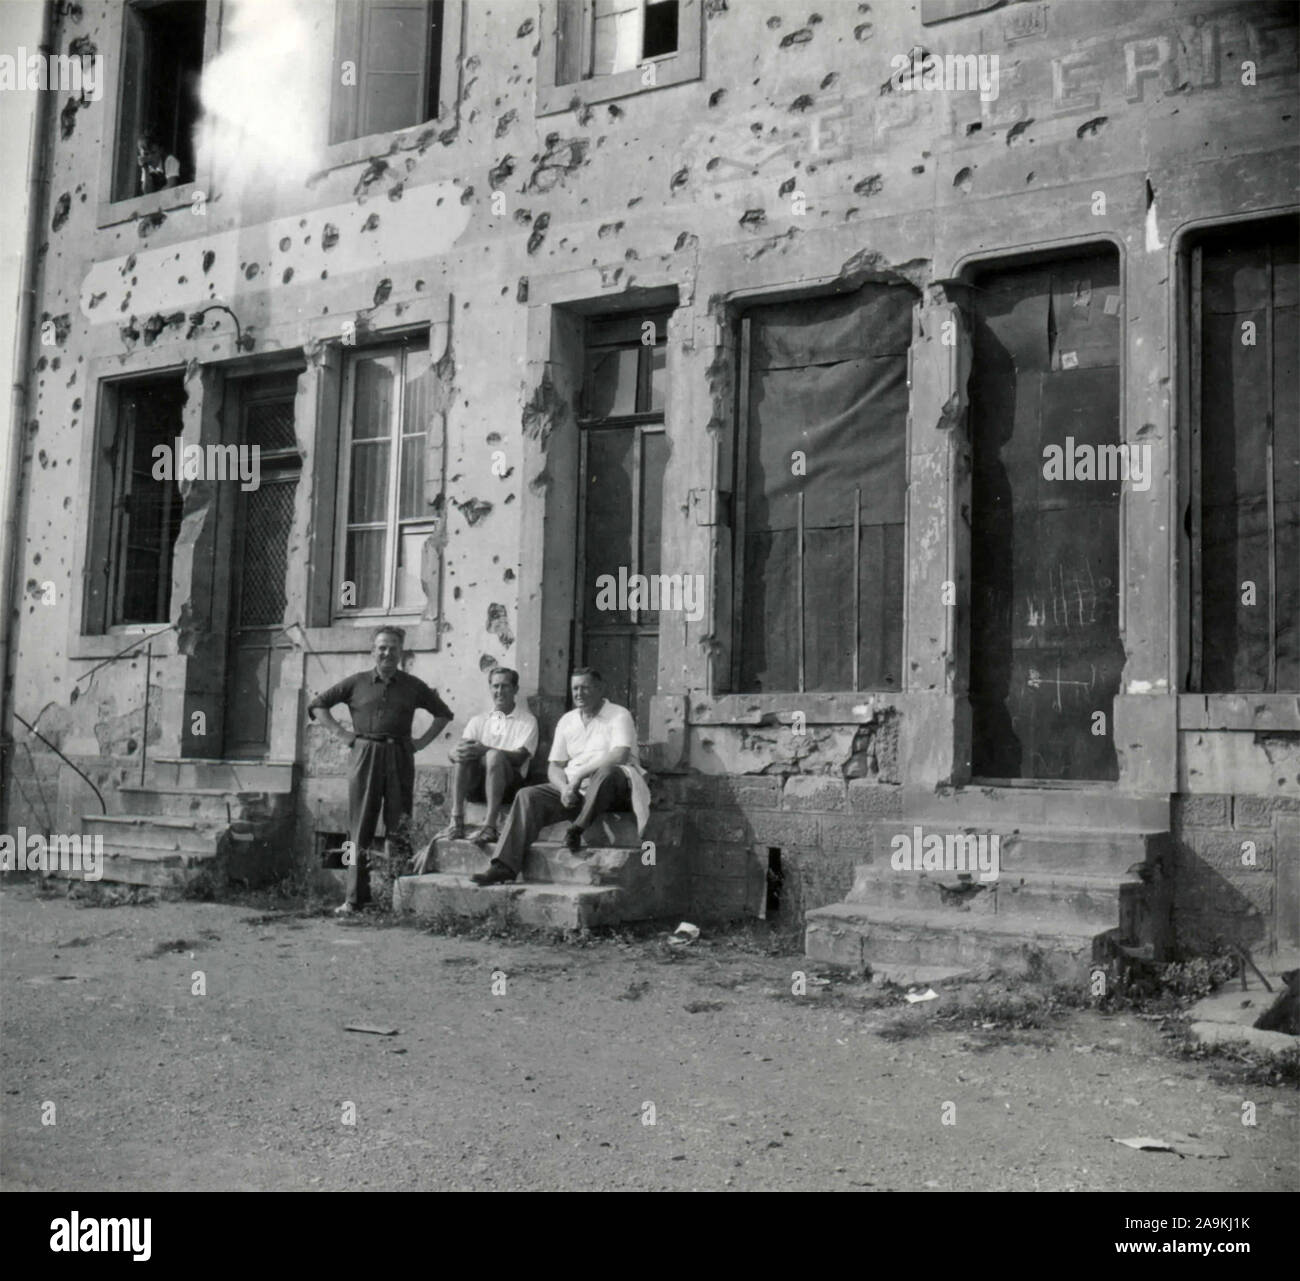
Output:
[308, 627, 452, 914]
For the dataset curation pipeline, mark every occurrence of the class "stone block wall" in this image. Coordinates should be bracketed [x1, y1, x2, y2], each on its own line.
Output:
[1170, 793, 1300, 956]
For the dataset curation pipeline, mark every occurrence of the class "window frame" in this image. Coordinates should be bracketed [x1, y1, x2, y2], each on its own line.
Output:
[333, 338, 440, 622]
[80, 373, 187, 636]
[321, 0, 465, 171]
[537, 0, 703, 117]
[95, 0, 222, 229]
[574, 312, 670, 728]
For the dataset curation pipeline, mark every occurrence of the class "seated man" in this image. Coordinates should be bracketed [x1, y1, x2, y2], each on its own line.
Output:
[429, 666, 538, 851]
[471, 667, 646, 886]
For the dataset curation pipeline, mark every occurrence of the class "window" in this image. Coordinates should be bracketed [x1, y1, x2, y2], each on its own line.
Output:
[1186, 216, 1299, 693]
[112, 0, 205, 203]
[732, 285, 913, 693]
[539, 0, 702, 115]
[558, 0, 678, 81]
[84, 377, 185, 632]
[575, 313, 669, 729]
[336, 340, 442, 616]
[330, 0, 444, 145]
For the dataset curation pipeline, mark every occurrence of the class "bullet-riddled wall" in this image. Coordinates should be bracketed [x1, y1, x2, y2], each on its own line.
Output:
[4, 0, 1297, 949]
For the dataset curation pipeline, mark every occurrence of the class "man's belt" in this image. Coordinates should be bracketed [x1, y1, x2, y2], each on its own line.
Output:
[353, 733, 408, 744]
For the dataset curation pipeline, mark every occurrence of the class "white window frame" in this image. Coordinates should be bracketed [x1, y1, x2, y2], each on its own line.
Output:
[334, 342, 438, 619]
[537, 0, 703, 117]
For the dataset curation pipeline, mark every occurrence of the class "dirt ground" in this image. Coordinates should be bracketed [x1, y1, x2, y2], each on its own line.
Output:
[2, 879, 1296, 1193]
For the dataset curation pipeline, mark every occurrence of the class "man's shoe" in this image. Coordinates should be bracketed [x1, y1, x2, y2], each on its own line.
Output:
[434, 819, 466, 841]
[470, 861, 516, 886]
[564, 824, 584, 853]
[468, 824, 499, 847]
[333, 902, 358, 916]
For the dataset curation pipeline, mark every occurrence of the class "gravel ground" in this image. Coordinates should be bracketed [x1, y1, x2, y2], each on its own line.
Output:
[2, 879, 1296, 1192]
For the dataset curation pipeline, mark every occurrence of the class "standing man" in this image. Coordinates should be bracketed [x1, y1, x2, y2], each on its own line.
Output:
[429, 667, 539, 850]
[471, 667, 647, 886]
[308, 627, 452, 914]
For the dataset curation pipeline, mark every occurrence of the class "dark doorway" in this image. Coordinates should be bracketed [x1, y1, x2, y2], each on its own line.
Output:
[223, 375, 301, 758]
[968, 247, 1124, 781]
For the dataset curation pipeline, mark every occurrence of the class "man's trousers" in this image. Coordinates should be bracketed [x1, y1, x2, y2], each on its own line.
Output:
[346, 737, 415, 907]
[491, 765, 632, 876]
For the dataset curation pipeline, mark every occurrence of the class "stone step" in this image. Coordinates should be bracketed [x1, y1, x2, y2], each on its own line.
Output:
[83, 813, 223, 855]
[393, 873, 625, 930]
[845, 864, 1129, 929]
[538, 812, 641, 848]
[805, 902, 1104, 984]
[421, 837, 678, 917]
[146, 758, 296, 792]
[115, 785, 289, 821]
[903, 786, 1169, 830]
[877, 822, 1168, 876]
[47, 842, 221, 888]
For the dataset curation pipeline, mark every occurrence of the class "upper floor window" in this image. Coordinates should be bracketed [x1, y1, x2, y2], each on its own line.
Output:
[330, 0, 444, 145]
[112, 0, 206, 202]
[335, 340, 443, 617]
[538, 0, 702, 115]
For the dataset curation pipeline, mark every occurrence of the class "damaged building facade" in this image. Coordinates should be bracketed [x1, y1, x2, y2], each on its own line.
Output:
[3, 0, 1297, 972]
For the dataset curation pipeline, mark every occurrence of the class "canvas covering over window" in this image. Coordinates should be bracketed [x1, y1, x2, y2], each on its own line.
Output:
[737, 284, 912, 693]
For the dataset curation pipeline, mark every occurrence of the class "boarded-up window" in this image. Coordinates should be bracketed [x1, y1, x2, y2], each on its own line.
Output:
[1189, 217, 1299, 693]
[733, 285, 913, 693]
[112, 1, 205, 201]
[84, 377, 185, 632]
[330, 0, 443, 144]
[576, 313, 669, 731]
[968, 248, 1124, 781]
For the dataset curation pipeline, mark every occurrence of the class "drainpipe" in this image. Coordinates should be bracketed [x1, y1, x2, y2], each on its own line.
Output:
[0, 1, 58, 830]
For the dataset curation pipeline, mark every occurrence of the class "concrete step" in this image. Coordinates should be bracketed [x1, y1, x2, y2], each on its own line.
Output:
[538, 812, 641, 848]
[903, 786, 1168, 830]
[845, 864, 1129, 930]
[878, 822, 1168, 876]
[47, 842, 222, 888]
[146, 758, 296, 792]
[805, 902, 1105, 984]
[421, 837, 677, 917]
[83, 814, 223, 855]
[393, 873, 625, 930]
[115, 785, 289, 821]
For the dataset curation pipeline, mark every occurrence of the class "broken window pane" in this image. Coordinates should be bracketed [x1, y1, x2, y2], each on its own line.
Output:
[394, 527, 433, 609]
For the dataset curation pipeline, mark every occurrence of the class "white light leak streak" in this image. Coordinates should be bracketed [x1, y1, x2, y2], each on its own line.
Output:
[198, 0, 329, 189]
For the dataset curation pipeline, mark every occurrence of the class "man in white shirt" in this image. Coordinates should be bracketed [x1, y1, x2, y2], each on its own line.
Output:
[471, 668, 642, 885]
[425, 667, 538, 857]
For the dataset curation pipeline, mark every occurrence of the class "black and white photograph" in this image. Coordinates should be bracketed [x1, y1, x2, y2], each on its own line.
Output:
[0, 0, 1296, 1227]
